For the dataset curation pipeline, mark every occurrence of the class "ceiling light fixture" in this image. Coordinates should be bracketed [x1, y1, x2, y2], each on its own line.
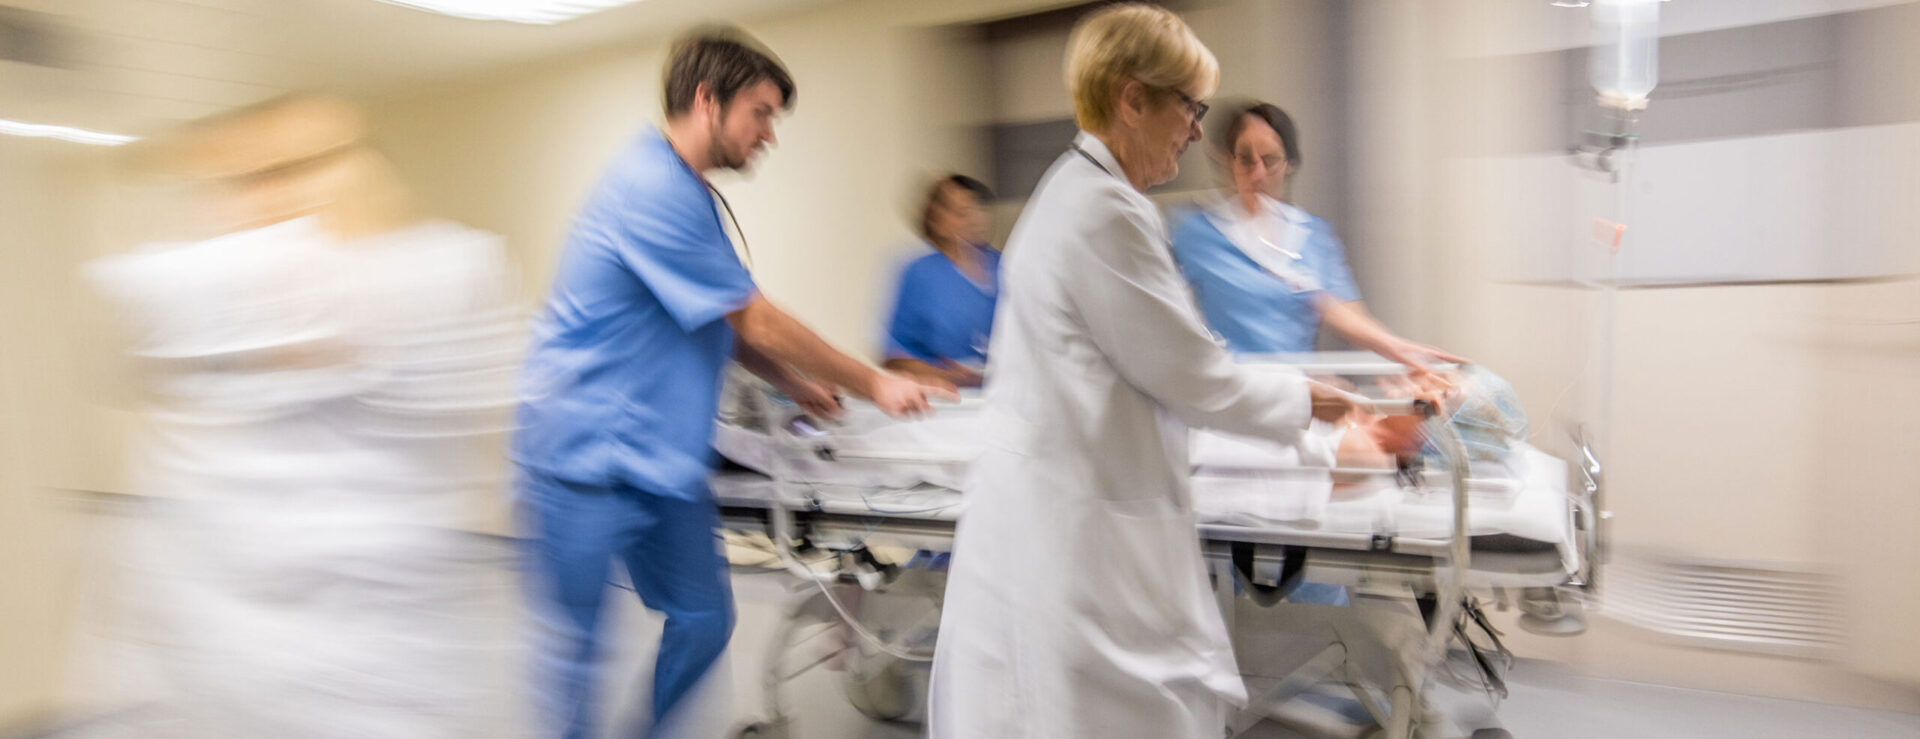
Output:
[0, 119, 137, 146]
[373, 0, 647, 25]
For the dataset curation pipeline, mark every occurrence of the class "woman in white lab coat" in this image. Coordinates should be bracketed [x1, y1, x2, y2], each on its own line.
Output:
[927, 5, 1355, 737]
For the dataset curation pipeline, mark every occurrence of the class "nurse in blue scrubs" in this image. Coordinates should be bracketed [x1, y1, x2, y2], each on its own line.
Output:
[881, 174, 999, 388]
[1169, 102, 1462, 607]
[1169, 102, 1461, 374]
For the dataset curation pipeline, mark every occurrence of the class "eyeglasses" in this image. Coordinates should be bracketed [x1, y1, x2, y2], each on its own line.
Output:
[1235, 153, 1285, 172]
[1168, 88, 1209, 124]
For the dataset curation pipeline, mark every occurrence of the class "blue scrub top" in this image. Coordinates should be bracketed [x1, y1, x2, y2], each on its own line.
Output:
[512, 126, 757, 500]
[882, 244, 999, 366]
[1168, 204, 1360, 354]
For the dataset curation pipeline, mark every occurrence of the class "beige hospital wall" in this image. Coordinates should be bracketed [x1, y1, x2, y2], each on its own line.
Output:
[0, 142, 127, 724]
[979, 0, 1351, 243]
[367, 0, 1086, 356]
[1350, 0, 1920, 710]
[368, 0, 1348, 351]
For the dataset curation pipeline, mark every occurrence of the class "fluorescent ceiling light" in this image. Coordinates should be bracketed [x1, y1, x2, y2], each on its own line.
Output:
[374, 0, 646, 24]
[0, 119, 137, 146]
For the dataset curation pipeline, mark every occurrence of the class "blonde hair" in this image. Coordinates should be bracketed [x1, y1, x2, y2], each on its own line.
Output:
[165, 94, 416, 237]
[1065, 3, 1219, 133]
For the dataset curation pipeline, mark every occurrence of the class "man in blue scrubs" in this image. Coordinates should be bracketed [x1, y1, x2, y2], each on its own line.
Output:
[513, 26, 951, 738]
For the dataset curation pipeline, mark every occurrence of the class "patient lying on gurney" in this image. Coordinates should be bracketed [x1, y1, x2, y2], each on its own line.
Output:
[1186, 363, 1555, 541]
[1324, 365, 1528, 478]
[719, 362, 1526, 488]
[717, 360, 1565, 542]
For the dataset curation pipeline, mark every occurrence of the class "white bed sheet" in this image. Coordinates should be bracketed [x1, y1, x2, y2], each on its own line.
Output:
[713, 402, 1570, 545]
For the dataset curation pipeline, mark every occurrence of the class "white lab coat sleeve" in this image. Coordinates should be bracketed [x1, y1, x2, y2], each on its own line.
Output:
[1063, 187, 1312, 444]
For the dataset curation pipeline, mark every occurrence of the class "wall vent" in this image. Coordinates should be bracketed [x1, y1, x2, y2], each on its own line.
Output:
[1603, 552, 1844, 659]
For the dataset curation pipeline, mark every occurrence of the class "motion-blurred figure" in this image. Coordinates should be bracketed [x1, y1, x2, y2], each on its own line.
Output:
[1166, 101, 1462, 607]
[510, 25, 949, 739]
[1168, 102, 1462, 375]
[76, 94, 524, 738]
[880, 174, 999, 389]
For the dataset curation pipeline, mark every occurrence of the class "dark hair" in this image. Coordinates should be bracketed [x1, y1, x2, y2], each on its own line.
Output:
[662, 25, 795, 117]
[919, 174, 993, 244]
[1217, 102, 1301, 170]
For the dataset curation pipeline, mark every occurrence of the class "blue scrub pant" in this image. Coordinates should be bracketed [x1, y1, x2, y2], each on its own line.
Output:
[1289, 582, 1351, 606]
[519, 469, 735, 739]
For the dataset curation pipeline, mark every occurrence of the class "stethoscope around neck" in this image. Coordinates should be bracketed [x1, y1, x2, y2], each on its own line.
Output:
[663, 129, 757, 271]
[1253, 222, 1302, 261]
[1069, 143, 1115, 179]
[1226, 196, 1302, 261]
[708, 184, 754, 271]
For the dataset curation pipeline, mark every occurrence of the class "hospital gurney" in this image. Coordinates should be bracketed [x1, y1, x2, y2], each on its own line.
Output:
[716, 355, 1604, 739]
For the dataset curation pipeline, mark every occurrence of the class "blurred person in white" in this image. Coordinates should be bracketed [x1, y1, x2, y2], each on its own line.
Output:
[926, 6, 1367, 738]
[76, 94, 525, 738]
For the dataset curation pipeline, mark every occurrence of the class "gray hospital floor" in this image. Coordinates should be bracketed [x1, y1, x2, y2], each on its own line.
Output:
[720, 649, 1920, 739]
[629, 571, 1920, 739]
[32, 525, 1920, 739]
[1479, 666, 1920, 739]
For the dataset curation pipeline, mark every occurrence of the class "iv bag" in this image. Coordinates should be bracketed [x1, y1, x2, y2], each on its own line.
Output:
[1589, 0, 1659, 110]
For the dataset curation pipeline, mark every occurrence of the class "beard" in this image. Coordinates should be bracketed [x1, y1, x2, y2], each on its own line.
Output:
[708, 116, 750, 171]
